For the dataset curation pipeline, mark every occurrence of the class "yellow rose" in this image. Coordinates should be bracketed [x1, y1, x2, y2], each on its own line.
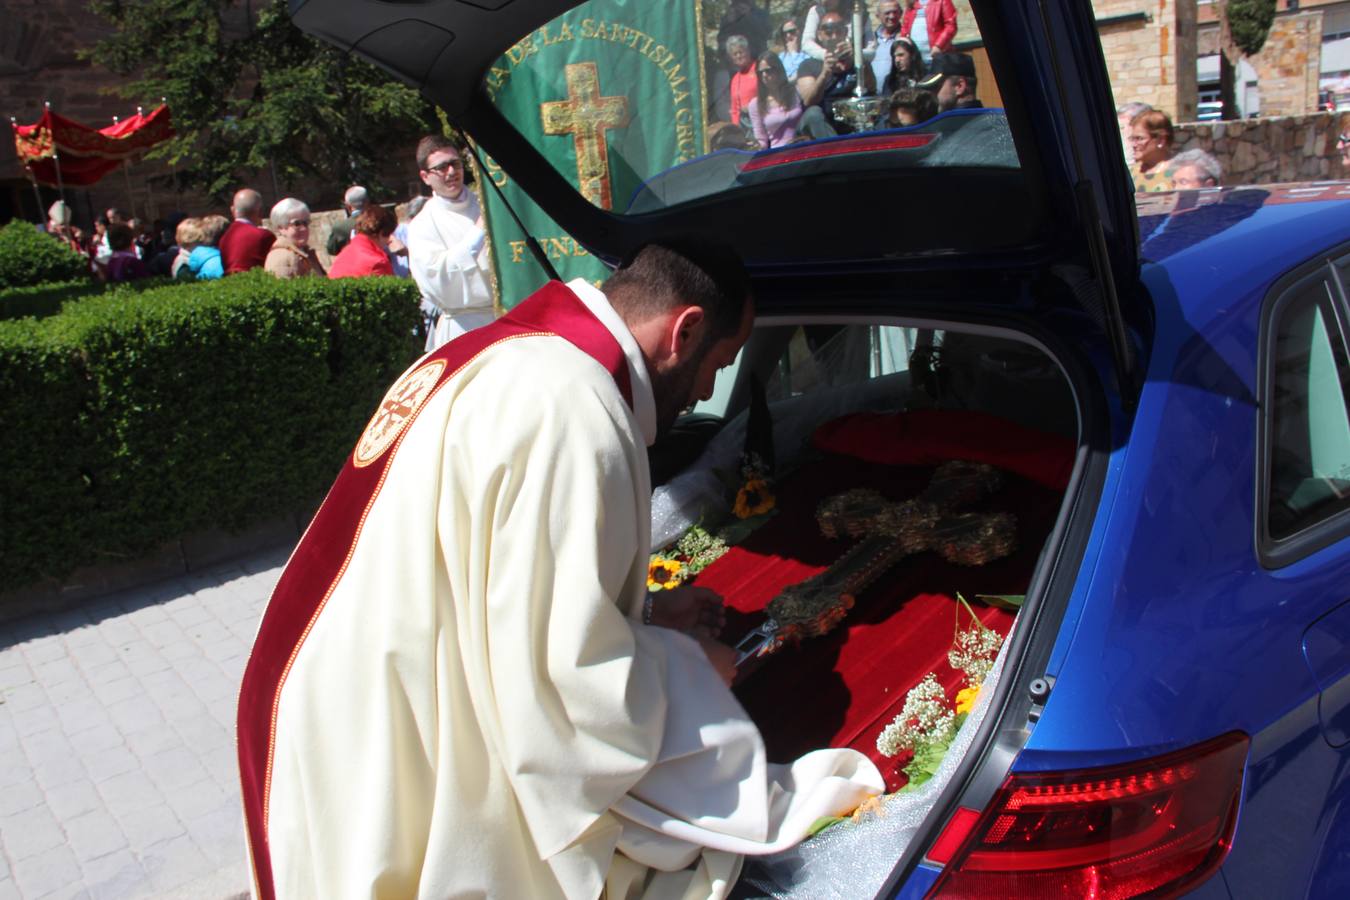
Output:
[955, 685, 981, 715]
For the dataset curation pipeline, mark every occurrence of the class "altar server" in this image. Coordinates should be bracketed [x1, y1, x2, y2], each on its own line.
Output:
[406, 134, 496, 350]
[237, 241, 883, 900]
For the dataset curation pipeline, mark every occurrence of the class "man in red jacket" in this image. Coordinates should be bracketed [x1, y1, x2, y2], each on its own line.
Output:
[219, 188, 276, 274]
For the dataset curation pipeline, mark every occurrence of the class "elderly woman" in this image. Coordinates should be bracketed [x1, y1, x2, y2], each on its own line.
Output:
[749, 52, 804, 149]
[328, 205, 397, 279]
[1168, 149, 1223, 190]
[265, 198, 326, 278]
[185, 215, 229, 281]
[171, 218, 202, 279]
[726, 35, 758, 126]
[1128, 109, 1177, 192]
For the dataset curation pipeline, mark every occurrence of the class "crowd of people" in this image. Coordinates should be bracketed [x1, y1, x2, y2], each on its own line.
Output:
[1119, 102, 1224, 192]
[710, 0, 971, 149]
[34, 133, 494, 353]
[709, 1, 1227, 189]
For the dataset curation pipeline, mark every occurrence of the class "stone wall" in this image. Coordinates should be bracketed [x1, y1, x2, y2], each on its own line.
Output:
[1174, 110, 1350, 183]
[1094, 0, 1198, 123]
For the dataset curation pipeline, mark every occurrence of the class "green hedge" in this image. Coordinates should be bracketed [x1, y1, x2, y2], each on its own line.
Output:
[0, 279, 99, 320]
[0, 220, 90, 290]
[0, 277, 173, 321]
[1, 272, 423, 591]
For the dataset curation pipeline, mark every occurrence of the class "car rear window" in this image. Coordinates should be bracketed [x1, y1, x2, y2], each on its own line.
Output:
[482, 0, 1019, 216]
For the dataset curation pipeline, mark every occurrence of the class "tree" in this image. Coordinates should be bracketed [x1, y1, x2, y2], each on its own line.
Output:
[1216, 0, 1277, 120]
[84, 0, 438, 201]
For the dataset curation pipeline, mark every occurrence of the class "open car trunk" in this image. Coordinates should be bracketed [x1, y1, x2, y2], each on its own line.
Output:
[282, 0, 1136, 890]
[647, 317, 1080, 896]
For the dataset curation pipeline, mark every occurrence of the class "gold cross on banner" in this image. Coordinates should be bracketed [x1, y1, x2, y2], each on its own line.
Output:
[540, 62, 630, 210]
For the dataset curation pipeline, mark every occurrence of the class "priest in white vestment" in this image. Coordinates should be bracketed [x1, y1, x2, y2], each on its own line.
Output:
[406, 135, 496, 351]
[237, 242, 883, 900]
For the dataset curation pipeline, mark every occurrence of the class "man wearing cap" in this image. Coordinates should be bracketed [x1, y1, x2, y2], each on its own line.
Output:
[918, 52, 982, 113]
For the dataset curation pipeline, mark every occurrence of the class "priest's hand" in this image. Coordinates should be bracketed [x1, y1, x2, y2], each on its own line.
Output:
[649, 585, 726, 640]
[696, 638, 738, 687]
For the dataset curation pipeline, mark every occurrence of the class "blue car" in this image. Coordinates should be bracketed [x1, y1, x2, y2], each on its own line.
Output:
[291, 0, 1350, 895]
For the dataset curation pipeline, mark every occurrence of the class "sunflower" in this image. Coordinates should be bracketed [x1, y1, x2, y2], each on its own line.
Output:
[955, 685, 981, 715]
[647, 556, 684, 591]
[733, 478, 775, 519]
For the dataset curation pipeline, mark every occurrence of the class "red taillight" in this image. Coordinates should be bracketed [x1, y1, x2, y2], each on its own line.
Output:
[926, 732, 1249, 900]
[740, 133, 936, 172]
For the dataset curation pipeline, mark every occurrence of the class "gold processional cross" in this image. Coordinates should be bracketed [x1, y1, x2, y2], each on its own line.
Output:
[734, 461, 1019, 665]
[540, 62, 630, 210]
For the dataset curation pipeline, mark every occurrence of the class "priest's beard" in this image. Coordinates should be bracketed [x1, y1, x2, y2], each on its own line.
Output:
[651, 353, 703, 439]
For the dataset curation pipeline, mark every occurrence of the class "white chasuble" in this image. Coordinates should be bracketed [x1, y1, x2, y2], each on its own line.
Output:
[238, 281, 882, 900]
[406, 190, 495, 350]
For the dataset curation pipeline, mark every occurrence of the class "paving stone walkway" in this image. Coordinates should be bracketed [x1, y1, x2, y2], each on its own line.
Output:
[0, 545, 290, 899]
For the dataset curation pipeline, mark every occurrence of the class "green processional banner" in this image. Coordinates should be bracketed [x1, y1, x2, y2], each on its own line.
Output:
[479, 1, 707, 308]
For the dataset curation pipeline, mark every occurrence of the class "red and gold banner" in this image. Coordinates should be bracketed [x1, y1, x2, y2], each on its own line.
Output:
[11, 105, 173, 187]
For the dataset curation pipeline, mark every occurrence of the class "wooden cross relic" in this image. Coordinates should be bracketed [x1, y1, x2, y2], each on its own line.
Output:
[734, 460, 1018, 665]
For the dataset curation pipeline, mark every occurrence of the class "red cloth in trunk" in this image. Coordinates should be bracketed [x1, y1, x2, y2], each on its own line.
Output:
[812, 409, 1075, 491]
[694, 412, 1065, 792]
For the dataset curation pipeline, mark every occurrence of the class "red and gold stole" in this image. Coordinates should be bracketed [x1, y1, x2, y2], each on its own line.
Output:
[236, 280, 633, 900]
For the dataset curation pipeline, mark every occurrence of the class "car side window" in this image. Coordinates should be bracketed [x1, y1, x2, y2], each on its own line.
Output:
[1266, 276, 1350, 543]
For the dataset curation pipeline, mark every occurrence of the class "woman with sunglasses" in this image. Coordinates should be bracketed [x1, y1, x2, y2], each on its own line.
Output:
[265, 198, 326, 278]
[778, 18, 808, 81]
[749, 52, 804, 149]
[880, 37, 926, 94]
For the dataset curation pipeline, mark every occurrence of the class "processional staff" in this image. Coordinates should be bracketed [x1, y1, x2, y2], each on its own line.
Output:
[45, 101, 66, 203]
[162, 97, 180, 200]
[114, 114, 137, 220]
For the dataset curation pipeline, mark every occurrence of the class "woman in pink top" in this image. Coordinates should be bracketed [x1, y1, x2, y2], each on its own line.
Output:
[748, 52, 804, 150]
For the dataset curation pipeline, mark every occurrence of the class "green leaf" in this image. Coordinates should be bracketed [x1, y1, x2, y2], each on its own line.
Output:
[806, 816, 847, 836]
[973, 593, 1025, 611]
[717, 508, 777, 544]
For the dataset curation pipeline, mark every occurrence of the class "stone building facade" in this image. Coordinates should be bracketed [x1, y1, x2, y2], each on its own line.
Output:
[0, 0, 258, 227]
[1196, 9, 1325, 117]
[1093, 0, 1199, 122]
